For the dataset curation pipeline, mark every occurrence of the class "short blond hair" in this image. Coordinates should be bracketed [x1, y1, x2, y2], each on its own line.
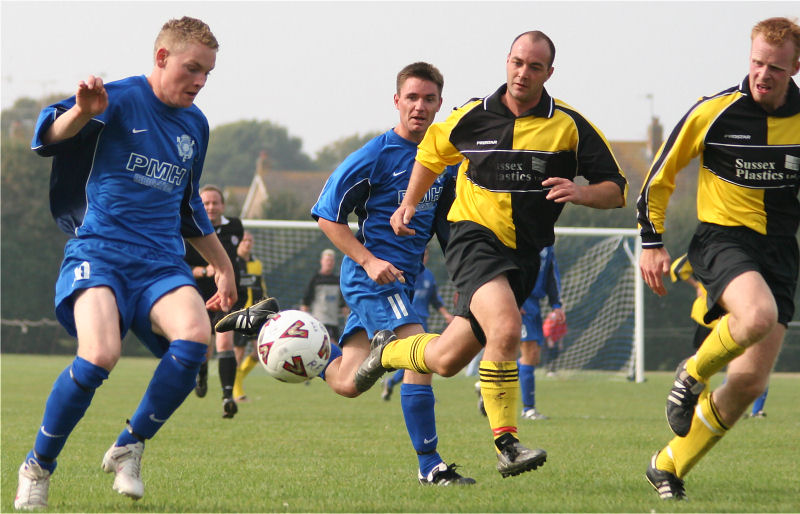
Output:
[752, 17, 800, 61]
[154, 16, 218, 58]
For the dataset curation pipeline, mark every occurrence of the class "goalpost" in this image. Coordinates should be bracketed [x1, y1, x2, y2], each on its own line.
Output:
[243, 220, 644, 383]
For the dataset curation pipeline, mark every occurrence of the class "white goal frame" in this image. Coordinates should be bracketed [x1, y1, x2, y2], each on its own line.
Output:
[243, 220, 645, 383]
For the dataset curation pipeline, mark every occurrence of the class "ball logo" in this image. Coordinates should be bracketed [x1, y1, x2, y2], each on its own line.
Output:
[318, 334, 331, 360]
[257, 340, 273, 363]
[281, 320, 309, 339]
[281, 355, 309, 378]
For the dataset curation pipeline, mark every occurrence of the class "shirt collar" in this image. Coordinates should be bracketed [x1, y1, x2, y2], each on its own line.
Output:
[739, 75, 800, 116]
[484, 83, 554, 118]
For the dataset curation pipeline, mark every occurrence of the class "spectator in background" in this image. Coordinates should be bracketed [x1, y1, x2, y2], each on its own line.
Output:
[542, 310, 568, 376]
[185, 184, 243, 419]
[517, 246, 564, 420]
[232, 230, 268, 402]
[301, 249, 346, 342]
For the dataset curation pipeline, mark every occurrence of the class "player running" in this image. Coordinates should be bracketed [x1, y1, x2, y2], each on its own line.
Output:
[218, 62, 472, 486]
[638, 16, 800, 500]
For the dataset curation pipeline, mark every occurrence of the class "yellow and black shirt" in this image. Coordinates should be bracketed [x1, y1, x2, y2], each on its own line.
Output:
[236, 255, 267, 309]
[416, 84, 627, 253]
[638, 77, 800, 247]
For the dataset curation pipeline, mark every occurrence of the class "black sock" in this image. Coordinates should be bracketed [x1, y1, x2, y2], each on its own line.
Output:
[218, 352, 236, 399]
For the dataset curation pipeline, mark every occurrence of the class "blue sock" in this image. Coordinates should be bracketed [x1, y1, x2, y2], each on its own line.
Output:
[319, 342, 342, 382]
[400, 383, 442, 476]
[751, 387, 768, 414]
[117, 340, 206, 446]
[32, 357, 109, 472]
[389, 369, 405, 387]
[519, 362, 535, 411]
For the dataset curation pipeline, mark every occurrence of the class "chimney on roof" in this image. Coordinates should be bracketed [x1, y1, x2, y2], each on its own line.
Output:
[647, 116, 663, 159]
[257, 150, 269, 175]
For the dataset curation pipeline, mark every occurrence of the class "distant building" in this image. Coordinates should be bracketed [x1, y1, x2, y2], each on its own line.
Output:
[647, 116, 664, 159]
[237, 151, 332, 219]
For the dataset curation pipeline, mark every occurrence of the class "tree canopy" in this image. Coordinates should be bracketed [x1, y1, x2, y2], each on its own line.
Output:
[313, 131, 381, 171]
[203, 120, 317, 187]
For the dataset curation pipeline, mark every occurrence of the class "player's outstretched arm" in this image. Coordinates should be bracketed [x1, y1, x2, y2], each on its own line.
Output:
[390, 161, 440, 236]
[543, 178, 624, 209]
[640, 247, 671, 297]
[44, 75, 109, 145]
[317, 218, 405, 284]
[187, 233, 238, 311]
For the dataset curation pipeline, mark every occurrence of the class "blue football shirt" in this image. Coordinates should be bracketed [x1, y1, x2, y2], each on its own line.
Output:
[31, 75, 213, 256]
[312, 128, 452, 283]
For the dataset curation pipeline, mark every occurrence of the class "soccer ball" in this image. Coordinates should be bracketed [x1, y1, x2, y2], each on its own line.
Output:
[256, 310, 331, 383]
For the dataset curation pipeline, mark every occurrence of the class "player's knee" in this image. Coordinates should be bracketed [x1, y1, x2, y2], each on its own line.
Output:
[731, 375, 769, 404]
[735, 305, 778, 342]
[79, 347, 120, 371]
[330, 379, 360, 398]
[486, 330, 521, 357]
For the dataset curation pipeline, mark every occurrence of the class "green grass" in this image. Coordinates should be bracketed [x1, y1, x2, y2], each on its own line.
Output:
[2, 354, 799, 512]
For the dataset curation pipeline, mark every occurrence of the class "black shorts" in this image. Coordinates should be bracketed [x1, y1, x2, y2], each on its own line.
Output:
[234, 332, 256, 348]
[445, 221, 540, 343]
[688, 223, 798, 325]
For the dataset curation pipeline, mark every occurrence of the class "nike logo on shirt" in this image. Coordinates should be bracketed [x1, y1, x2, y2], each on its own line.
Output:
[392, 169, 407, 177]
[132, 128, 148, 134]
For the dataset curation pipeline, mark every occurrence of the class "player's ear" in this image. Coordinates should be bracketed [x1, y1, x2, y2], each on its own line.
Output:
[156, 48, 169, 68]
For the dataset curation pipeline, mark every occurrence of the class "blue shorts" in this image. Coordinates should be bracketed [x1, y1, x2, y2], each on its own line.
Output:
[55, 237, 197, 358]
[339, 258, 424, 345]
[521, 310, 544, 344]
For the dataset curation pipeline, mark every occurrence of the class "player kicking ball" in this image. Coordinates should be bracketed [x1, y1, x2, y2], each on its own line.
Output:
[217, 62, 474, 487]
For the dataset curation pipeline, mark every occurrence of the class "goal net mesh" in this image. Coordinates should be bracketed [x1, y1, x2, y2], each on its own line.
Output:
[245, 221, 639, 377]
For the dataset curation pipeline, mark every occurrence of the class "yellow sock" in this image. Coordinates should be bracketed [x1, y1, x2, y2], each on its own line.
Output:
[380, 333, 435, 374]
[687, 315, 744, 380]
[655, 446, 677, 475]
[233, 355, 258, 399]
[479, 361, 520, 449]
[665, 391, 728, 478]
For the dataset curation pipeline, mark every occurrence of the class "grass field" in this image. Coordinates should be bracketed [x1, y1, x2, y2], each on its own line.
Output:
[2, 354, 799, 513]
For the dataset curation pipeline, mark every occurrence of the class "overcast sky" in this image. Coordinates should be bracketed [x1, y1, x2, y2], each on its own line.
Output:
[2, 1, 796, 155]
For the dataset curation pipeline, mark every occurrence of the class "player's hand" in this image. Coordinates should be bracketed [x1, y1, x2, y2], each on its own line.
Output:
[543, 177, 584, 204]
[640, 247, 671, 296]
[551, 307, 566, 323]
[75, 75, 108, 117]
[209, 268, 237, 312]
[390, 205, 416, 236]
[364, 255, 405, 285]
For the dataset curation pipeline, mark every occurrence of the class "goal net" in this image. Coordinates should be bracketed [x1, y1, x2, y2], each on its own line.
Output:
[244, 221, 644, 382]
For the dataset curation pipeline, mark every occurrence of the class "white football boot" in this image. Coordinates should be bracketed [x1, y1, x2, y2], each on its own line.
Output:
[14, 458, 50, 510]
[101, 442, 144, 500]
